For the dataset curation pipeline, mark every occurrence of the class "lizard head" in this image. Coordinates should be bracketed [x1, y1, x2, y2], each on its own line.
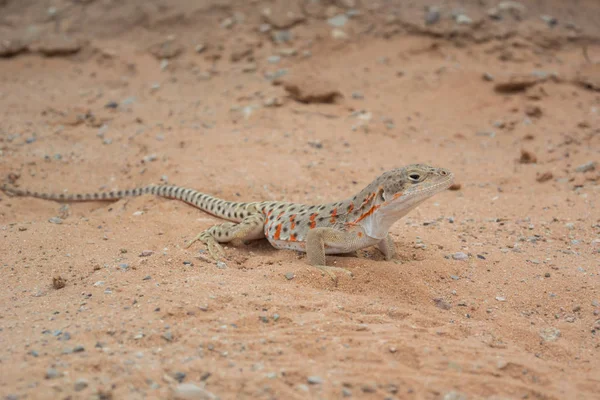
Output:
[376, 164, 454, 212]
[351, 164, 454, 239]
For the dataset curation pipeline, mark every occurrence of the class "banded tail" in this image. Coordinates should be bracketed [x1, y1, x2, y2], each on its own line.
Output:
[1, 183, 257, 223]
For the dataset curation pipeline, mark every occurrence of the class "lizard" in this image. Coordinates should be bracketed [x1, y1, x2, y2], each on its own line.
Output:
[2, 164, 454, 281]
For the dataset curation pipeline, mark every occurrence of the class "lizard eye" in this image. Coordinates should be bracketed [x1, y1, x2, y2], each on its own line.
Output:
[408, 173, 421, 181]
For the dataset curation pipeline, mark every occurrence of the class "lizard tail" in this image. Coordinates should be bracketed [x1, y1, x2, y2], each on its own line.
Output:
[1, 183, 254, 222]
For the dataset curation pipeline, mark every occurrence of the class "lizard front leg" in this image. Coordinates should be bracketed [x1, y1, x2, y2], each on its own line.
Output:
[306, 227, 356, 282]
[185, 213, 266, 260]
[377, 233, 396, 261]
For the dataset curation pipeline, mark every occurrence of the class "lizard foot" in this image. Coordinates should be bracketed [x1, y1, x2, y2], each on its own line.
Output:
[185, 232, 225, 261]
[315, 265, 353, 283]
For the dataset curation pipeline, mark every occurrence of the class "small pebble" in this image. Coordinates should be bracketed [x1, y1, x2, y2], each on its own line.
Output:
[173, 371, 186, 383]
[284, 272, 295, 280]
[162, 331, 173, 342]
[539, 327, 561, 342]
[45, 368, 61, 379]
[216, 261, 227, 269]
[307, 376, 323, 385]
[452, 252, 468, 261]
[575, 161, 596, 173]
[328, 14, 348, 27]
[267, 55, 281, 64]
[455, 14, 472, 25]
[174, 383, 217, 400]
[434, 297, 452, 310]
[425, 7, 441, 25]
[48, 217, 63, 224]
[74, 378, 89, 391]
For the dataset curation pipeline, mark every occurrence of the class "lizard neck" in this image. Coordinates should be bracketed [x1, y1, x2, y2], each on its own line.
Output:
[359, 202, 421, 240]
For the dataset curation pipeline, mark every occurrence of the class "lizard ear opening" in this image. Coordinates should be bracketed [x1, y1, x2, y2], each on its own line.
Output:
[381, 189, 391, 202]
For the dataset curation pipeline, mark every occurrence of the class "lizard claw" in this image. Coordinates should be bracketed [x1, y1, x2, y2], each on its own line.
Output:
[315, 265, 353, 284]
[186, 232, 226, 261]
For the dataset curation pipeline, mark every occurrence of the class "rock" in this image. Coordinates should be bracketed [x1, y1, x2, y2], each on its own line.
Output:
[335, 0, 357, 7]
[576, 63, 600, 91]
[74, 378, 89, 391]
[45, 368, 62, 379]
[494, 1, 526, 20]
[448, 183, 461, 191]
[482, 72, 494, 81]
[284, 272, 295, 280]
[0, 37, 27, 57]
[267, 55, 281, 64]
[541, 15, 557, 27]
[48, 217, 63, 224]
[443, 391, 468, 400]
[278, 72, 341, 104]
[524, 105, 542, 118]
[539, 327, 561, 342]
[575, 161, 596, 173]
[425, 7, 441, 25]
[331, 29, 348, 40]
[34, 34, 81, 56]
[307, 376, 323, 384]
[519, 149, 537, 164]
[174, 371, 187, 383]
[262, 0, 305, 29]
[487, 7, 501, 20]
[230, 43, 254, 62]
[455, 14, 472, 25]
[434, 298, 452, 310]
[148, 39, 184, 59]
[272, 30, 293, 43]
[52, 275, 66, 289]
[174, 383, 218, 400]
[536, 171, 553, 183]
[139, 250, 154, 257]
[494, 73, 543, 93]
[216, 261, 227, 269]
[452, 252, 468, 260]
[328, 14, 348, 27]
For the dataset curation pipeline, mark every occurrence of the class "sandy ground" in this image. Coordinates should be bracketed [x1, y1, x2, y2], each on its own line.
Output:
[1, 1, 599, 399]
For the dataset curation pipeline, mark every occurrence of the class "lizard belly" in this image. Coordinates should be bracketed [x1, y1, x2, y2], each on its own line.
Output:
[268, 239, 306, 252]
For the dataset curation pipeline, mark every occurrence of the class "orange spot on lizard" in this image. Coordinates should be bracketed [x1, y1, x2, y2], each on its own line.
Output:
[309, 213, 317, 229]
[289, 215, 296, 230]
[289, 233, 297, 242]
[329, 208, 338, 224]
[274, 224, 282, 240]
[353, 204, 381, 224]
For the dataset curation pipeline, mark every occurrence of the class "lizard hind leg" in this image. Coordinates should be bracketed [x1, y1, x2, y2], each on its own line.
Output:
[185, 213, 266, 260]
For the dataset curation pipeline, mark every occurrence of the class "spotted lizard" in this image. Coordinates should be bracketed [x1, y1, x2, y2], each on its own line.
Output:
[2, 164, 454, 281]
